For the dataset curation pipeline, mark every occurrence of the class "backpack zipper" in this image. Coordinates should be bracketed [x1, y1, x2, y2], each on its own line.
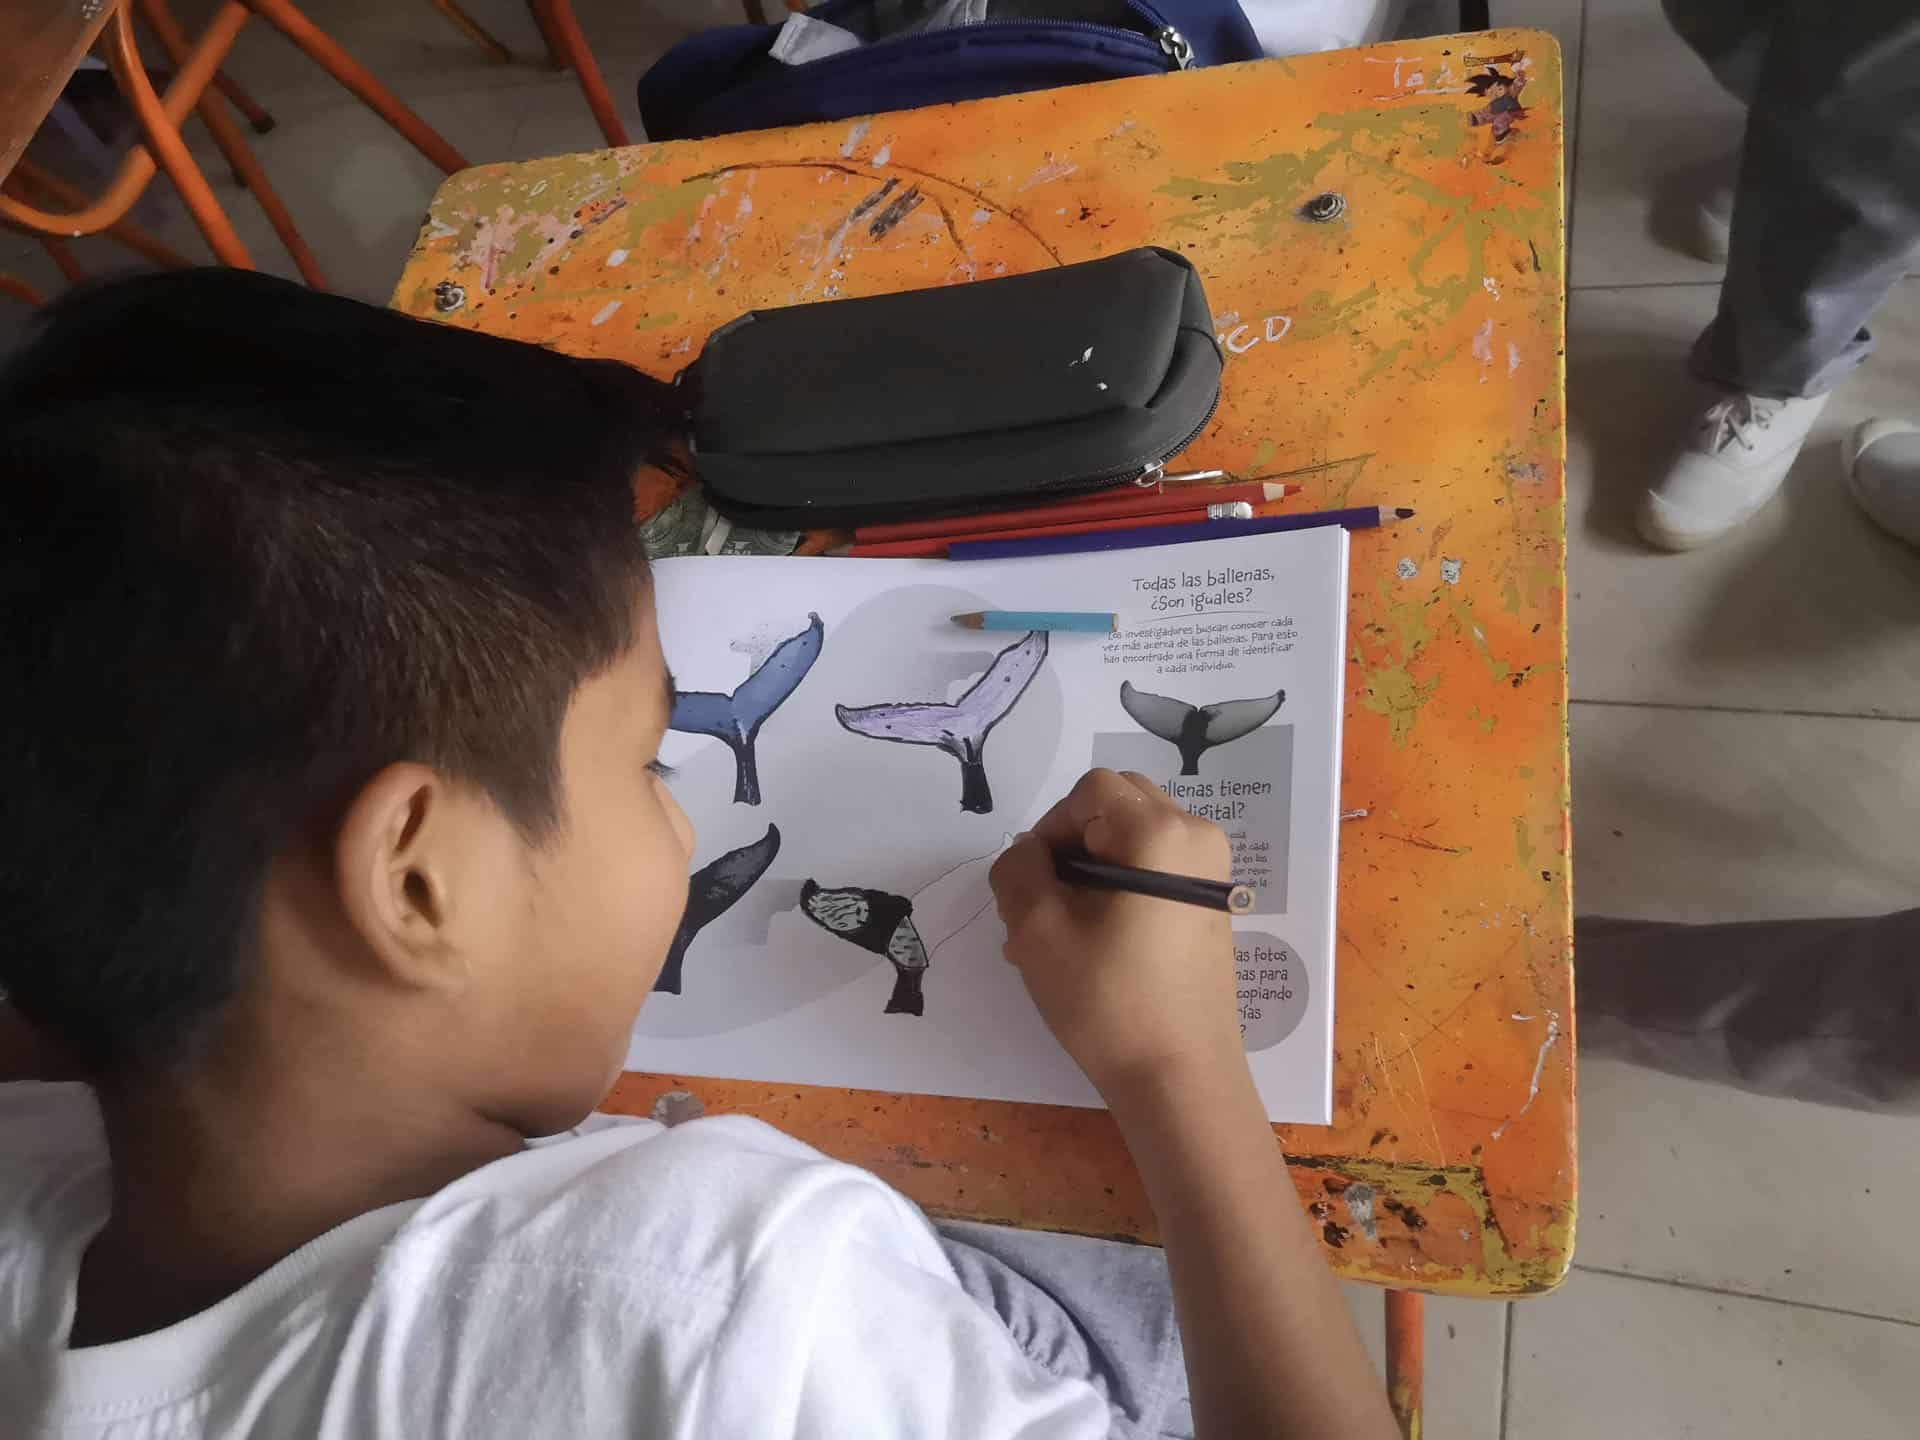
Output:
[764, 0, 1191, 78]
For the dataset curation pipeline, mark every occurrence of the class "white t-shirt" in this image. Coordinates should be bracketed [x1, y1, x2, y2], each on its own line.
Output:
[0, 1082, 1109, 1438]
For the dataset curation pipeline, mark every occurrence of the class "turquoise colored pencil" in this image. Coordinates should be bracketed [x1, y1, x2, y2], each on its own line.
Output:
[950, 610, 1117, 633]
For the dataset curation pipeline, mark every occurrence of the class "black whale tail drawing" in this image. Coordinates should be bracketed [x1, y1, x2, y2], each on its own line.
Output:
[799, 880, 931, 1017]
[655, 824, 781, 995]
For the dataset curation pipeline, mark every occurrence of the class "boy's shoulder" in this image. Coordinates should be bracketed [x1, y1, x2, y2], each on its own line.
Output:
[0, 1081, 109, 1258]
[0, 1085, 942, 1309]
[400, 1108, 948, 1291]
[3, 1091, 982, 1437]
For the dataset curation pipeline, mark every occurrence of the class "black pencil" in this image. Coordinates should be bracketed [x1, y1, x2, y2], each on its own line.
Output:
[1055, 856, 1255, 914]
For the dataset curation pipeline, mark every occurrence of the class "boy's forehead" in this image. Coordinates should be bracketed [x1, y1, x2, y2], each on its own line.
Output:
[631, 590, 673, 718]
[567, 592, 672, 738]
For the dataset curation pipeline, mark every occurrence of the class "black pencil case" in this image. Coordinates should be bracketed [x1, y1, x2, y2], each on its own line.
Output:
[684, 246, 1222, 529]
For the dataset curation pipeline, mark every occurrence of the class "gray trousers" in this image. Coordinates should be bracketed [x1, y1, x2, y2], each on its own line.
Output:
[1577, 910, 1920, 1112]
[936, 1219, 1192, 1439]
[1662, 0, 1920, 398]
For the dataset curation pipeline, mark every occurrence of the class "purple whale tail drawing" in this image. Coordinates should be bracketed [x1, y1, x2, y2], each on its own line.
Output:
[834, 630, 1048, 814]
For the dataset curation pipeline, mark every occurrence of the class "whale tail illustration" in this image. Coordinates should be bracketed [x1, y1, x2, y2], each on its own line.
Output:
[799, 880, 930, 1017]
[885, 968, 925, 1016]
[1118, 681, 1285, 775]
[671, 614, 824, 805]
[655, 824, 781, 995]
[835, 630, 1049, 814]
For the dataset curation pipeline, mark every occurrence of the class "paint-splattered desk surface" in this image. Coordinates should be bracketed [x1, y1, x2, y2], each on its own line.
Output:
[395, 29, 1572, 1297]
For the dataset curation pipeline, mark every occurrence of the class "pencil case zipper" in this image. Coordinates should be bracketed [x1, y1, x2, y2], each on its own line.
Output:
[1028, 382, 1222, 497]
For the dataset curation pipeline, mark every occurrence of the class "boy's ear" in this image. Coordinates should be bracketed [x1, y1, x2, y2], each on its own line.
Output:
[335, 763, 492, 992]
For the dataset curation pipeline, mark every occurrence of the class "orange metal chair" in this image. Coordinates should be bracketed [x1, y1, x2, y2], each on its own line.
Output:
[0, 272, 47, 306]
[425, 0, 635, 148]
[428, 0, 796, 151]
[526, 0, 632, 147]
[1, 160, 194, 302]
[0, 0, 467, 291]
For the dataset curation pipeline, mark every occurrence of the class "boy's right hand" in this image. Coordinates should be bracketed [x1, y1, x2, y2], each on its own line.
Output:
[990, 769, 1247, 1108]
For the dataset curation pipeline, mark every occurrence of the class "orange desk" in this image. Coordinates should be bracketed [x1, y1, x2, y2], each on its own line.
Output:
[396, 24, 1573, 1314]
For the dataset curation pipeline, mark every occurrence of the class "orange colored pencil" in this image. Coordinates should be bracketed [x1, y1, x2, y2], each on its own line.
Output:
[848, 501, 1255, 558]
[851, 480, 1292, 544]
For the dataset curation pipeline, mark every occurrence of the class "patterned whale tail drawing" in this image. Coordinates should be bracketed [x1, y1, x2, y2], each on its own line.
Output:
[796, 839, 1010, 1017]
[834, 630, 1048, 814]
[799, 880, 929, 1015]
[671, 614, 824, 805]
[655, 824, 782, 995]
[1118, 680, 1286, 775]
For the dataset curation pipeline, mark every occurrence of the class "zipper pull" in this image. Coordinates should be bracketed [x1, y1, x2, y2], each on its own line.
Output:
[1132, 464, 1228, 489]
[1157, 26, 1194, 69]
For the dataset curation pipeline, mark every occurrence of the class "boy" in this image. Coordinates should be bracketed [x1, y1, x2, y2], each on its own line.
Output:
[0, 271, 1394, 1438]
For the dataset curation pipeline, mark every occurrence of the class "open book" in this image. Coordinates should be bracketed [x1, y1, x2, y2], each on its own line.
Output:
[632, 529, 1349, 1123]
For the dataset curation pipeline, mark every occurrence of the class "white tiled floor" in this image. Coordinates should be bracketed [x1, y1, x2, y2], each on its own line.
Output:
[1507, 1269, 1920, 1439]
[6, 0, 1916, 1433]
[1544, 0, 1920, 1434]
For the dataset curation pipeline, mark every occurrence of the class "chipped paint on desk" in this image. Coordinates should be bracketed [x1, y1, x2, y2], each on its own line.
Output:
[396, 30, 1574, 1298]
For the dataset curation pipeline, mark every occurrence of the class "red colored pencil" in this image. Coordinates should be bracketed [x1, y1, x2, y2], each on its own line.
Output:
[851, 480, 1293, 544]
[848, 501, 1255, 558]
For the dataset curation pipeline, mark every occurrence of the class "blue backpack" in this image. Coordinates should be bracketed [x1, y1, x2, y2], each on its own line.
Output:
[637, 0, 1263, 141]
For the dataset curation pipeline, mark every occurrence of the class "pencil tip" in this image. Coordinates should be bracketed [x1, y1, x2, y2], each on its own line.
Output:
[1393, 507, 1416, 519]
[950, 612, 984, 628]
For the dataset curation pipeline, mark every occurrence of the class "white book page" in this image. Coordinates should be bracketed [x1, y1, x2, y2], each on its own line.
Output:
[631, 528, 1347, 1122]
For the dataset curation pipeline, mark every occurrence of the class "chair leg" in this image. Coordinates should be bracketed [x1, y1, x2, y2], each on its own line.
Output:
[430, 0, 513, 63]
[211, 67, 276, 131]
[0, 273, 46, 306]
[0, 2, 251, 242]
[525, 0, 568, 70]
[244, 0, 469, 173]
[139, 0, 328, 288]
[104, 6, 254, 268]
[37, 234, 88, 283]
[10, 161, 192, 269]
[1384, 1289, 1424, 1440]
[529, 0, 630, 148]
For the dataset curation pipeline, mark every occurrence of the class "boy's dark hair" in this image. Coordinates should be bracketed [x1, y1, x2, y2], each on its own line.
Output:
[1465, 69, 1512, 96]
[0, 269, 685, 1074]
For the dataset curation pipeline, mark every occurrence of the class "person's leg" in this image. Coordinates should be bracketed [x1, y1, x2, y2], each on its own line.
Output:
[1637, 1, 1920, 549]
[1576, 910, 1920, 1112]
[936, 1219, 1192, 1440]
[1657, 0, 1774, 262]
[1695, 2, 1920, 400]
[1659, 0, 1775, 104]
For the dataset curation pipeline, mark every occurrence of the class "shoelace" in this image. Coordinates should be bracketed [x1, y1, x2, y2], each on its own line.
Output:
[1701, 394, 1779, 453]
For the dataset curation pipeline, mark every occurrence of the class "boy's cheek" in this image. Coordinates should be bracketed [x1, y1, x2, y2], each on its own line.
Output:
[662, 787, 696, 863]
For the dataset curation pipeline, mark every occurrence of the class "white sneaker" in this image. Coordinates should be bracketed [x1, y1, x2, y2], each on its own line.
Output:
[1843, 418, 1920, 548]
[1636, 390, 1832, 551]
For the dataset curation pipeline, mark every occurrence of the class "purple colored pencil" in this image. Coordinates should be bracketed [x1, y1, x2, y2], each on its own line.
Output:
[947, 506, 1412, 561]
